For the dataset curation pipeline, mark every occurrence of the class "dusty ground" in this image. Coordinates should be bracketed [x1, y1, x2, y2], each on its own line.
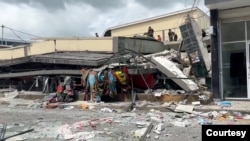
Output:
[0, 104, 200, 141]
[1, 100, 250, 141]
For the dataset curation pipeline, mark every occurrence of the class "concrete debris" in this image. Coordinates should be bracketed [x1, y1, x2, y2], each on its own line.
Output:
[138, 122, 153, 141]
[2, 90, 19, 101]
[176, 90, 185, 94]
[150, 117, 163, 123]
[57, 124, 74, 140]
[154, 135, 159, 139]
[154, 92, 162, 97]
[199, 111, 218, 119]
[151, 56, 199, 91]
[119, 112, 137, 118]
[175, 105, 194, 113]
[151, 89, 188, 96]
[164, 133, 174, 137]
[1, 100, 250, 141]
[154, 130, 161, 135]
[135, 122, 150, 128]
[154, 123, 165, 132]
[147, 112, 163, 119]
[192, 101, 201, 106]
[74, 132, 95, 141]
[134, 128, 147, 138]
[57, 124, 97, 140]
[3, 128, 34, 141]
[211, 111, 219, 118]
[183, 66, 192, 76]
[149, 109, 159, 112]
[101, 108, 114, 113]
[136, 100, 149, 108]
[244, 115, 250, 120]
[179, 99, 187, 105]
[199, 91, 212, 104]
[6, 136, 26, 141]
[173, 121, 190, 127]
[198, 94, 210, 101]
[144, 89, 153, 94]
[161, 101, 175, 107]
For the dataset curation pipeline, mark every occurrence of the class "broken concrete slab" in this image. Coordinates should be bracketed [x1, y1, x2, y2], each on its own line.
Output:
[2, 90, 18, 101]
[151, 56, 199, 91]
[192, 101, 201, 106]
[175, 105, 194, 113]
[173, 121, 191, 127]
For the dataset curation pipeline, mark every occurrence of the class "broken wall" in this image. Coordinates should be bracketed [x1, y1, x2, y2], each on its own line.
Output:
[179, 17, 211, 78]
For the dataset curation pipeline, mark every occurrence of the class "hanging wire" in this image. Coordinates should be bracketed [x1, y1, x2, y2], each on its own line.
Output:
[4, 25, 41, 38]
[8, 28, 29, 43]
[190, 0, 199, 12]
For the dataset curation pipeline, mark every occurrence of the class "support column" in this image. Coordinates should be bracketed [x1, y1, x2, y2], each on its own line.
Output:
[162, 30, 165, 41]
[210, 9, 220, 99]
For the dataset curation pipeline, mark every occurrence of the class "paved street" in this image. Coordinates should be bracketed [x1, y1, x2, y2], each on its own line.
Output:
[0, 104, 202, 141]
[1, 100, 250, 141]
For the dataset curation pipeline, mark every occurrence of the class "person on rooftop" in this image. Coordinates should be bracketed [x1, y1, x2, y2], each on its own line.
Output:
[147, 26, 154, 38]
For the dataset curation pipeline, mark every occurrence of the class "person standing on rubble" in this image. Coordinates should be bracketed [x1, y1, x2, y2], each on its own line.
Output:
[168, 29, 174, 41]
[173, 32, 178, 41]
[61, 76, 76, 103]
[147, 26, 154, 38]
[95, 33, 99, 37]
[202, 29, 206, 38]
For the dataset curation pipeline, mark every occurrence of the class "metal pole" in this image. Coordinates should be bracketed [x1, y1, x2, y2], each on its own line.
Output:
[131, 74, 135, 106]
[139, 123, 153, 141]
[1, 25, 3, 45]
[210, 9, 220, 99]
[139, 70, 151, 91]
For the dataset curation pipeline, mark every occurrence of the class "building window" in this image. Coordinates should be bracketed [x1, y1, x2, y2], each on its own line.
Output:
[221, 21, 245, 42]
[247, 21, 250, 40]
[222, 42, 247, 97]
[221, 21, 248, 98]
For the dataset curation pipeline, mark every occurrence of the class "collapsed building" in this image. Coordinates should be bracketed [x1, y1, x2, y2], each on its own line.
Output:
[0, 7, 211, 102]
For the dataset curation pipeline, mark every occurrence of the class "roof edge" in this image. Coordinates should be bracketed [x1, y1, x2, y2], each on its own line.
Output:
[105, 7, 205, 31]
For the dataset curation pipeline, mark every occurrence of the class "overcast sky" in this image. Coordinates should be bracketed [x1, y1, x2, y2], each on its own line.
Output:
[0, 0, 208, 40]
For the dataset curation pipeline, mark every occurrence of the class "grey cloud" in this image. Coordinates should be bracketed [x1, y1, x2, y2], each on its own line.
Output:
[82, 0, 125, 11]
[134, 0, 192, 9]
[1, 0, 66, 11]
[0, 0, 207, 39]
[1, 0, 125, 12]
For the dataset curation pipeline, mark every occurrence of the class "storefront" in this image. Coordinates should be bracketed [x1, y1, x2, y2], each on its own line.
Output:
[205, 0, 250, 99]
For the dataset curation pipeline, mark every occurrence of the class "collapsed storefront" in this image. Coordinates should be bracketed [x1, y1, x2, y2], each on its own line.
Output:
[0, 19, 211, 103]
